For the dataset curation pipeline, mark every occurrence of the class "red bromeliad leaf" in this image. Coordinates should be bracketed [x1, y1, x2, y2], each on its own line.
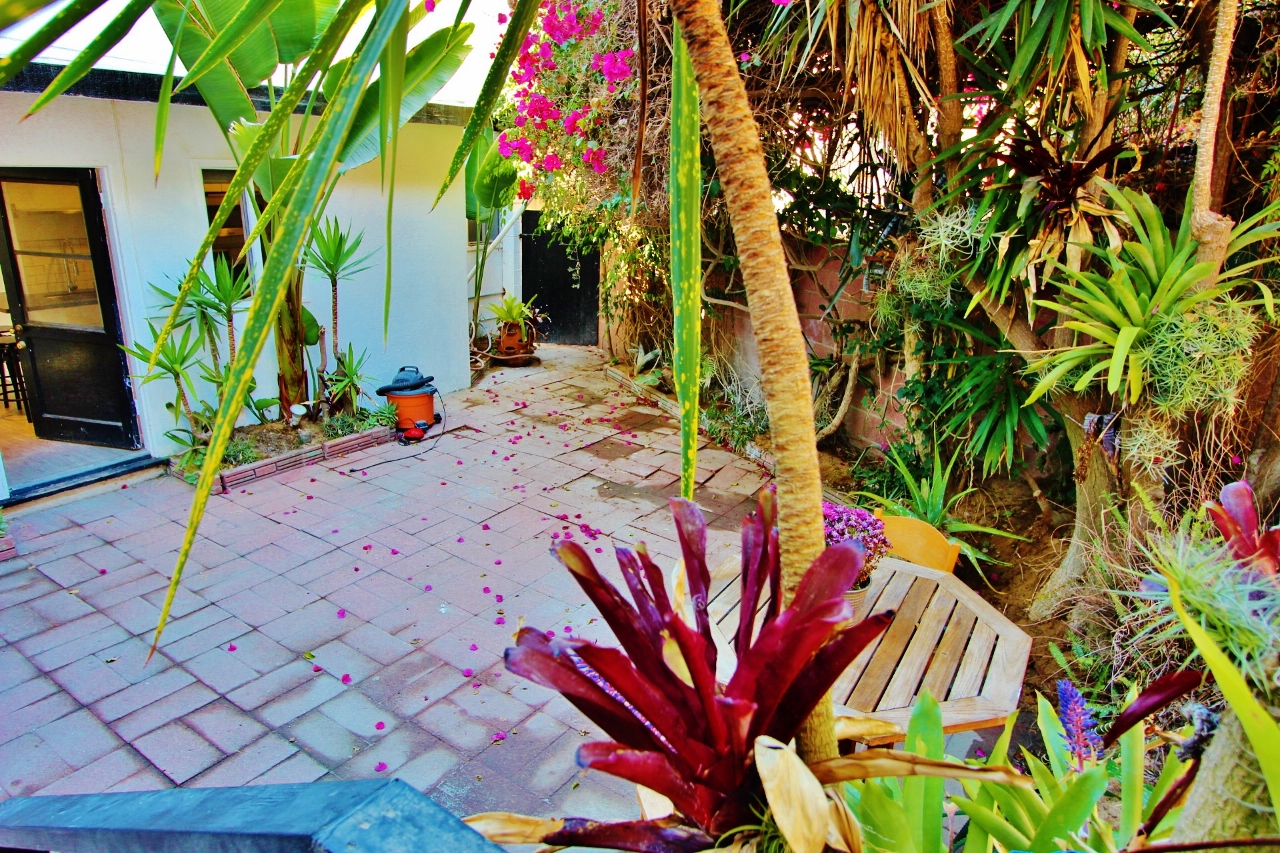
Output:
[577, 742, 723, 828]
[665, 611, 729, 754]
[506, 630, 666, 752]
[542, 817, 714, 853]
[1101, 669, 1208, 749]
[737, 509, 768, 652]
[790, 539, 866, 616]
[670, 499, 715, 664]
[568, 639, 715, 770]
[635, 542, 673, 613]
[766, 611, 894, 742]
[615, 547, 667, 641]
[1205, 480, 1280, 576]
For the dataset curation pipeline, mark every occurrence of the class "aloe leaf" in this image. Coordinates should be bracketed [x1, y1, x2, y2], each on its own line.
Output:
[24, 0, 154, 116]
[177, 0, 286, 92]
[154, 0, 193, 180]
[433, 0, 540, 206]
[151, 0, 411, 656]
[1107, 325, 1140, 395]
[670, 24, 701, 500]
[1118, 685, 1143, 846]
[1028, 767, 1108, 853]
[147, 0, 364, 370]
[904, 691, 945, 853]
[0, 0, 105, 89]
[0, 0, 60, 32]
[1164, 574, 1280, 813]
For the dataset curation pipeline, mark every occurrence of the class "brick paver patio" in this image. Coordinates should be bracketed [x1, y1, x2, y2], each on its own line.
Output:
[0, 345, 771, 822]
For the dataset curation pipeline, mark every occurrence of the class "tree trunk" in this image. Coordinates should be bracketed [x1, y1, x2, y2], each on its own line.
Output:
[931, 5, 962, 182]
[668, 0, 831, 761]
[1028, 394, 1116, 621]
[1190, 0, 1239, 267]
[331, 275, 341, 363]
[275, 267, 309, 425]
[1172, 710, 1279, 845]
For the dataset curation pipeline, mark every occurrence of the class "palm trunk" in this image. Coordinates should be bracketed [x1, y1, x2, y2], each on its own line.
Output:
[204, 324, 222, 374]
[226, 311, 237, 365]
[931, 5, 962, 182]
[331, 275, 340, 363]
[275, 267, 309, 424]
[1173, 710, 1279, 843]
[668, 0, 831, 761]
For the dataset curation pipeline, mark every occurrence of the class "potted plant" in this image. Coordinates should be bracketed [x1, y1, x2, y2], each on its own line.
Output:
[487, 291, 542, 359]
[822, 500, 889, 608]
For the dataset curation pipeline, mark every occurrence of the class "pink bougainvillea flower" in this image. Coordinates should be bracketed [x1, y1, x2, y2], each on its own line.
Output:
[336, 609, 347, 619]
[458, 537, 465, 543]
[498, 11, 508, 22]
[542, 151, 563, 172]
[390, 549, 400, 555]
[227, 644, 237, 652]
[493, 731, 507, 741]
[341, 673, 352, 684]
[456, 460, 463, 465]
[313, 665, 323, 672]
[595, 547, 603, 553]
[375, 761, 388, 772]
[582, 145, 608, 174]
[546, 629, 556, 638]
[495, 594, 504, 602]
[462, 668, 474, 677]
[563, 625, 572, 633]
[483, 586, 491, 594]
[495, 616, 506, 625]
[495, 559, 503, 566]
[375, 721, 386, 731]
[424, 584, 433, 591]
[470, 643, 479, 651]
[98, 569, 107, 575]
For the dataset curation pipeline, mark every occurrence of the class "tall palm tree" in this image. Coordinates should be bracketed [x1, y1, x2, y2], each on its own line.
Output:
[667, 0, 834, 762]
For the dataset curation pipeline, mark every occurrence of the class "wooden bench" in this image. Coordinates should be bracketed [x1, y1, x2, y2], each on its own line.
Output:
[705, 556, 1031, 746]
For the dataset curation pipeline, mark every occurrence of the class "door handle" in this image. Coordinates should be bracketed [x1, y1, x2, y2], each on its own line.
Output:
[15, 341, 26, 350]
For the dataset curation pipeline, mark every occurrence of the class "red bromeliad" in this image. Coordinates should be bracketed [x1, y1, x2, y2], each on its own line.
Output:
[503, 488, 892, 850]
[1204, 480, 1280, 576]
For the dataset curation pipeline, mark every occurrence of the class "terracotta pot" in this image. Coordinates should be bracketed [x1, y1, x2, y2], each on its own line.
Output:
[495, 321, 536, 357]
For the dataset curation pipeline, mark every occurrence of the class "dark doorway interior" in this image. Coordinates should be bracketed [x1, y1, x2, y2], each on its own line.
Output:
[520, 210, 599, 345]
[0, 168, 151, 500]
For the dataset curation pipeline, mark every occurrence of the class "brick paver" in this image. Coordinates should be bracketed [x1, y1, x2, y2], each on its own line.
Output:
[0, 346, 768, 819]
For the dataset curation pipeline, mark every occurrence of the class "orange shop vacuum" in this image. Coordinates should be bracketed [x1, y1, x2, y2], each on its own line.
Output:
[375, 366, 441, 436]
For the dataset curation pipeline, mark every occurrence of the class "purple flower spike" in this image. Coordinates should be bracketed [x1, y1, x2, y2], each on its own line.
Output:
[1057, 679, 1102, 769]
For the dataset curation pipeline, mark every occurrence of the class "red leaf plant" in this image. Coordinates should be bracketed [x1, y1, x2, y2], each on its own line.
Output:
[1204, 479, 1280, 576]
[500, 488, 893, 852]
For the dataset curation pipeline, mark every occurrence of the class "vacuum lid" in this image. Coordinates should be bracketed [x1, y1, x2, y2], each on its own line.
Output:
[376, 365, 434, 396]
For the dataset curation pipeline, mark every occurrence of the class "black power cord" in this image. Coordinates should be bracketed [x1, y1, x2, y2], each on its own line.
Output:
[345, 396, 449, 474]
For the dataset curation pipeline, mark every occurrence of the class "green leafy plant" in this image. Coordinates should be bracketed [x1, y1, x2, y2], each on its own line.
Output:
[487, 290, 539, 342]
[222, 436, 261, 469]
[304, 217, 376, 362]
[321, 411, 363, 439]
[1027, 186, 1273, 406]
[701, 403, 769, 454]
[466, 127, 519, 334]
[360, 402, 400, 430]
[122, 323, 204, 434]
[192, 255, 252, 369]
[325, 345, 374, 414]
[630, 344, 663, 387]
[856, 442, 1026, 567]
[165, 428, 207, 483]
[932, 332, 1055, 477]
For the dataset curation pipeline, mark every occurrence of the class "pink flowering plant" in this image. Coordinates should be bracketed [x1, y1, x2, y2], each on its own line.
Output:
[494, 0, 637, 203]
[821, 500, 889, 581]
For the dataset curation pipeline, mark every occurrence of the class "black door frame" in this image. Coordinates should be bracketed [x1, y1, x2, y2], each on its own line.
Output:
[0, 167, 142, 449]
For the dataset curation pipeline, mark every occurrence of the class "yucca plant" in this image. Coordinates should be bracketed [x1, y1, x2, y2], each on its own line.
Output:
[856, 442, 1026, 567]
[192, 255, 252, 367]
[325, 345, 374, 415]
[1026, 185, 1278, 406]
[304, 218, 376, 362]
[121, 323, 205, 435]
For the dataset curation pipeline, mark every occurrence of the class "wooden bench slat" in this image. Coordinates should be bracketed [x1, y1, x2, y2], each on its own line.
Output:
[949, 621, 997, 700]
[846, 577, 937, 711]
[832, 570, 918, 703]
[918, 604, 977, 704]
[980, 632, 1032, 708]
[877, 589, 957, 711]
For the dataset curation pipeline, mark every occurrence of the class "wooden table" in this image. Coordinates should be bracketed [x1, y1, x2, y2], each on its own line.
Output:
[706, 556, 1032, 746]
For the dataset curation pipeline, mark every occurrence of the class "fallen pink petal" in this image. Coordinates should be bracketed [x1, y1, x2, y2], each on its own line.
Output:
[374, 762, 388, 772]
[469, 643, 478, 650]
[462, 668, 474, 677]
[375, 721, 386, 731]
[336, 609, 346, 618]
[227, 644, 237, 652]
[341, 673, 352, 684]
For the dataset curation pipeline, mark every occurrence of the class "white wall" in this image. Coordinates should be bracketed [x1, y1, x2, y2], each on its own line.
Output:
[0, 92, 469, 458]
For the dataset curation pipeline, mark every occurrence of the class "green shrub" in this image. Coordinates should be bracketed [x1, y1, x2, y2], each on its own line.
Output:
[360, 403, 400, 429]
[701, 403, 769, 454]
[322, 412, 362, 439]
[223, 436, 260, 468]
